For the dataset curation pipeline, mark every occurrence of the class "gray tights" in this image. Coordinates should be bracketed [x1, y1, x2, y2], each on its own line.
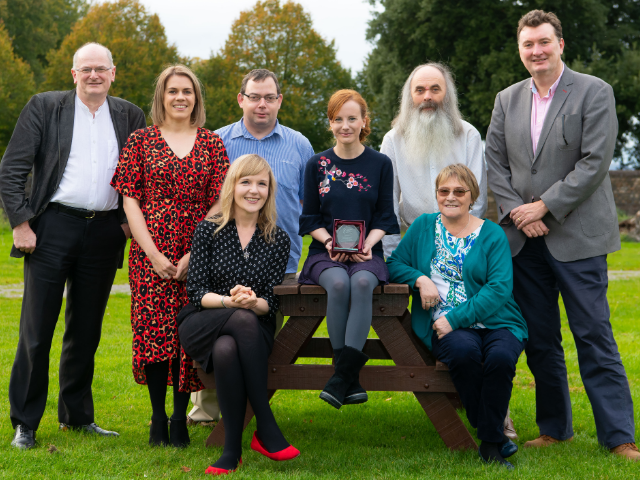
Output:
[318, 267, 378, 351]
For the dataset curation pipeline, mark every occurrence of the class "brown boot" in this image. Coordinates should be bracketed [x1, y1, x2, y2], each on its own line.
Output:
[503, 409, 518, 440]
[611, 443, 640, 461]
[523, 434, 573, 448]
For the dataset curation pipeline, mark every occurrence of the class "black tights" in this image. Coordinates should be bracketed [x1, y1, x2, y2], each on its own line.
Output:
[211, 309, 288, 470]
[145, 358, 190, 422]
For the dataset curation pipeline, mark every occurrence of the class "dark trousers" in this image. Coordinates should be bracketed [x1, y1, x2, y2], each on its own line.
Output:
[432, 327, 524, 443]
[9, 206, 125, 431]
[512, 237, 634, 448]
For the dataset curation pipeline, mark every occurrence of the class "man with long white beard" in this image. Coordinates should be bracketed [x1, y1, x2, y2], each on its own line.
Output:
[382, 63, 487, 258]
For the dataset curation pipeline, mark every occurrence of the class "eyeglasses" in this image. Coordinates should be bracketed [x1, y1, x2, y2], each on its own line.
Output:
[437, 188, 470, 197]
[75, 67, 112, 74]
[241, 93, 280, 104]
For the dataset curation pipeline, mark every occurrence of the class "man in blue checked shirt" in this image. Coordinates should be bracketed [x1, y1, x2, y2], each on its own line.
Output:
[187, 68, 314, 424]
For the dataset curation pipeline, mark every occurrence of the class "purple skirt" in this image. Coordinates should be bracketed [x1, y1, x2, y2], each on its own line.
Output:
[298, 252, 389, 285]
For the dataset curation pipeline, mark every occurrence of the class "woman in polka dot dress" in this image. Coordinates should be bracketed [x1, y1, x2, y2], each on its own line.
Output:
[177, 154, 299, 475]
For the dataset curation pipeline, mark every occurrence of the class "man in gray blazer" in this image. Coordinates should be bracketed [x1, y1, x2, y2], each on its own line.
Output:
[486, 10, 638, 460]
[0, 42, 146, 449]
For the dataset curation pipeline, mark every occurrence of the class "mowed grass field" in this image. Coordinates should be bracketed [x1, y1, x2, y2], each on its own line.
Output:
[0, 222, 639, 479]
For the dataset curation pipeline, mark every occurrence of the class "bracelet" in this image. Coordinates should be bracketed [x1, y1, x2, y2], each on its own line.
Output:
[324, 237, 333, 246]
[220, 295, 227, 308]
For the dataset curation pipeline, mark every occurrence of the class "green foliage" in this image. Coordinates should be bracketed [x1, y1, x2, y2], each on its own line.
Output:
[196, 0, 353, 151]
[0, 0, 87, 85]
[0, 22, 36, 158]
[41, 0, 179, 117]
[363, 0, 640, 165]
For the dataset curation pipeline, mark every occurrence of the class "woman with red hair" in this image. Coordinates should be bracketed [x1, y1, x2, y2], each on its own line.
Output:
[298, 90, 399, 409]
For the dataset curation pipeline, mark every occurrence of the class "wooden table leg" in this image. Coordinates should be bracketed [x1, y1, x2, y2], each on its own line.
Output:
[372, 314, 477, 451]
[205, 316, 324, 447]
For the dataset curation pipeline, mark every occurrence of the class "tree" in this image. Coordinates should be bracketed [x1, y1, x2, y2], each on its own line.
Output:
[42, 0, 180, 116]
[196, 0, 353, 151]
[363, 0, 640, 166]
[0, 0, 87, 85]
[0, 21, 36, 157]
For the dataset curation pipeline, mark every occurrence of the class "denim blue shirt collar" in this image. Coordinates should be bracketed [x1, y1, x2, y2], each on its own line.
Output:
[231, 118, 283, 141]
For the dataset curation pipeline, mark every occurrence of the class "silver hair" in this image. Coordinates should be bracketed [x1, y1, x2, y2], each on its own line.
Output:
[72, 42, 114, 69]
[393, 62, 464, 137]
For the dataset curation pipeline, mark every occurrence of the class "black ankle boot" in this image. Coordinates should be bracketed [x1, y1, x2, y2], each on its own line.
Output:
[149, 416, 169, 446]
[333, 349, 368, 405]
[169, 417, 190, 448]
[320, 346, 369, 409]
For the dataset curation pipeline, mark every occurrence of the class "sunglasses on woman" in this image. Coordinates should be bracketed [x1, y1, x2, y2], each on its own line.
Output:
[437, 188, 470, 197]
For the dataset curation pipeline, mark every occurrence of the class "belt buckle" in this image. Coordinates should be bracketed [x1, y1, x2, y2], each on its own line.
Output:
[86, 210, 96, 219]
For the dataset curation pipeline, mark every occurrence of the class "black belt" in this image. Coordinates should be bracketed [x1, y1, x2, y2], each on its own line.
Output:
[48, 202, 117, 219]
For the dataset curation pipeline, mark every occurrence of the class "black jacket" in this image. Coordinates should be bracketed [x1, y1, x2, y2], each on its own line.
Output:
[0, 89, 147, 261]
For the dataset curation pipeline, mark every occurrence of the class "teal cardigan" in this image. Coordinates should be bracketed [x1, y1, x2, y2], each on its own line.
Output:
[386, 213, 528, 351]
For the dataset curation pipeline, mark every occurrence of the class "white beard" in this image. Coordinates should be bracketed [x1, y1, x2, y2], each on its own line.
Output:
[401, 107, 456, 171]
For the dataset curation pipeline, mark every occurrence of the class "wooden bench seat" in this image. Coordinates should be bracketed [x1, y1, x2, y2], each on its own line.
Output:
[195, 278, 475, 450]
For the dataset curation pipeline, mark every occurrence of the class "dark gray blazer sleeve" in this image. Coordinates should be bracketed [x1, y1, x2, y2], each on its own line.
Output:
[0, 96, 45, 228]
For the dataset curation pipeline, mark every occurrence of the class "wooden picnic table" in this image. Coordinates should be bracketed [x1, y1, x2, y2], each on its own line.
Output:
[196, 277, 477, 450]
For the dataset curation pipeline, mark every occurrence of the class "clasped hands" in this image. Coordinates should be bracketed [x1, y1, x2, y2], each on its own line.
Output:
[151, 251, 190, 281]
[223, 285, 258, 309]
[325, 240, 373, 263]
[510, 200, 550, 238]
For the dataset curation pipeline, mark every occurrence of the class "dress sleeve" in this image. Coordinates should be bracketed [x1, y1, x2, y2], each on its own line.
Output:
[186, 221, 214, 309]
[206, 133, 230, 206]
[261, 230, 291, 318]
[298, 156, 325, 235]
[111, 129, 145, 200]
[369, 155, 400, 234]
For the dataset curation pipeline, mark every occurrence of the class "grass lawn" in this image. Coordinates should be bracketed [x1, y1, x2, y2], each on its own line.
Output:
[0, 223, 639, 478]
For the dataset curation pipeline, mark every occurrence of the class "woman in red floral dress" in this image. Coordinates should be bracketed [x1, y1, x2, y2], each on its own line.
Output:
[111, 65, 228, 447]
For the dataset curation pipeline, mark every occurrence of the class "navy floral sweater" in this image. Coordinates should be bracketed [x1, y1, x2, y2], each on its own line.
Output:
[299, 146, 399, 259]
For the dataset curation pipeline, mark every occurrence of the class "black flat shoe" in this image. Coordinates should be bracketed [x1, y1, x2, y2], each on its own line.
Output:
[11, 425, 36, 449]
[149, 417, 169, 446]
[169, 417, 190, 448]
[59, 422, 119, 437]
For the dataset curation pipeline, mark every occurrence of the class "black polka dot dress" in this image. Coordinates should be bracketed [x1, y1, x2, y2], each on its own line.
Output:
[178, 219, 291, 372]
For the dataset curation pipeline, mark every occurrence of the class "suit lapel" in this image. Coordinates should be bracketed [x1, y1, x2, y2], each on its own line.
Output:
[107, 96, 129, 150]
[519, 81, 534, 163]
[57, 90, 76, 181]
[533, 68, 573, 164]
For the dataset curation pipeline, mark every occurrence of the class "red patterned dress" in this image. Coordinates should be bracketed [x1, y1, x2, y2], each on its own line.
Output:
[111, 126, 229, 391]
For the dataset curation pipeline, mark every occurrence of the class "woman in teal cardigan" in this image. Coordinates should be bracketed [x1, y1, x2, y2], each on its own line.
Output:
[387, 164, 527, 470]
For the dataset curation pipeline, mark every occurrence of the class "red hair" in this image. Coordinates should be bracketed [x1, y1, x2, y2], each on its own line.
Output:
[327, 89, 371, 143]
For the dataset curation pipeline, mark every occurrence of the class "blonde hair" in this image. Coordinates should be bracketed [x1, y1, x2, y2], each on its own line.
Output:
[150, 64, 206, 127]
[435, 164, 480, 208]
[208, 154, 278, 243]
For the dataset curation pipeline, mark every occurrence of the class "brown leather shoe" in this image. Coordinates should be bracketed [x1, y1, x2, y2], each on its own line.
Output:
[503, 414, 518, 440]
[523, 434, 573, 448]
[611, 443, 640, 461]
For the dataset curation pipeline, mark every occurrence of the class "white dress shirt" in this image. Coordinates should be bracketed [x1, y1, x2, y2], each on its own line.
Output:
[381, 120, 487, 258]
[51, 95, 119, 211]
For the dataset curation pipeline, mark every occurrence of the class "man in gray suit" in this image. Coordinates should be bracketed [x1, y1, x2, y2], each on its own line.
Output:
[0, 42, 146, 449]
[486, 10, 638, 460]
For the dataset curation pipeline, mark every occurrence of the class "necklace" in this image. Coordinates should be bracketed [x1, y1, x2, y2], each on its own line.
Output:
[449, 214, 471, 238]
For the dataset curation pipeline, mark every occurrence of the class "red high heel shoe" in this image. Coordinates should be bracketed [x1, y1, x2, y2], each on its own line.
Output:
[204, 458, 242, 475]
[250, 431, 300, 461]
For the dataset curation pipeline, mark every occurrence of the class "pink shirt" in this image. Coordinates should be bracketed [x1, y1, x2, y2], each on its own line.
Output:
[530, 65, 565, 154]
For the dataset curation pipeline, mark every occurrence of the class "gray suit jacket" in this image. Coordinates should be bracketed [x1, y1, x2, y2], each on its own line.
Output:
[486, 66, 621, 262]
[0, 89, 147, 260]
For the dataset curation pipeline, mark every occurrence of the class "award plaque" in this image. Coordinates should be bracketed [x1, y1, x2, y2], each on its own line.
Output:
[331, 219, 366, 254]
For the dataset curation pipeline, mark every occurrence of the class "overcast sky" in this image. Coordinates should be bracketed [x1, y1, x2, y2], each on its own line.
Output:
[137, 0, 382, 74]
